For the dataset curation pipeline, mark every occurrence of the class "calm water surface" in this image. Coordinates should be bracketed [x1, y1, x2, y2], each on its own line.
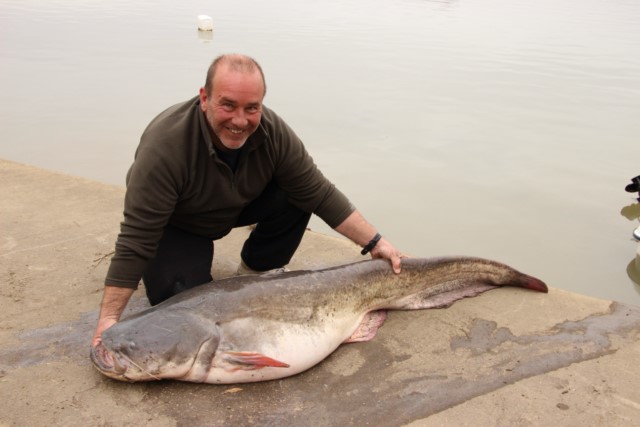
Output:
[2, 0, 640, 303]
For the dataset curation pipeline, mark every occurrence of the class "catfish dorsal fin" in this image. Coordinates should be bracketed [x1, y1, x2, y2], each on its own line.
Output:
[222, 351, 290, 371]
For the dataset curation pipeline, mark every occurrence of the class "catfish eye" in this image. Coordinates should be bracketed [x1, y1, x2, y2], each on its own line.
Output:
[128, 341, 136, 351]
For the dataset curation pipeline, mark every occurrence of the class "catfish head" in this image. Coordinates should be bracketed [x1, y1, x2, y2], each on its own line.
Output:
[91, 309, 219, 382]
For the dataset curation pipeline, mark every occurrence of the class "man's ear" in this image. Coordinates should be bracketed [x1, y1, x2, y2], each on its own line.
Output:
[198, 87, 208, 112]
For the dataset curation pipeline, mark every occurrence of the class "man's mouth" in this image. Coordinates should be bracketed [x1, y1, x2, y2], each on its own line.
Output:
[228, 128, 244, 135]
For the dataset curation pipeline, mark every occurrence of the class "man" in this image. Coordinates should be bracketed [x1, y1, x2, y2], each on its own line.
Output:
[91, 54, 403, 347]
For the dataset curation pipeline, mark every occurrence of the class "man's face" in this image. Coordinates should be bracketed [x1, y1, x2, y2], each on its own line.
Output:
[199, 66, 265, 151]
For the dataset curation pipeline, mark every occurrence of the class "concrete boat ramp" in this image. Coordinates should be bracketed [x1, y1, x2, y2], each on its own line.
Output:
[1, 158, 639, 426]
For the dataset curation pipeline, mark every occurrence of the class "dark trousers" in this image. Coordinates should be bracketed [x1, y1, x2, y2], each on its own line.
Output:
[142, 182, 311, 305]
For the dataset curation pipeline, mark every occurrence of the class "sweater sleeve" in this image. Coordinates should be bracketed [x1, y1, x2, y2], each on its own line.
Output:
[105, 111, 189, 288]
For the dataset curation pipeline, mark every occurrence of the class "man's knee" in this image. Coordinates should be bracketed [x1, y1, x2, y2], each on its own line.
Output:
[142, 225, 214, 305]
[144, 274, 210, 306]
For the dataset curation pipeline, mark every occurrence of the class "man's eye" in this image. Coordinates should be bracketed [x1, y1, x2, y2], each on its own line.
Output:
[222, 103, 234, 111]
[247, 106, 260, 114]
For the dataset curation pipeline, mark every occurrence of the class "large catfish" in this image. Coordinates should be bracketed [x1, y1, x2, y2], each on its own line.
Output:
[91, 257, 547, 384]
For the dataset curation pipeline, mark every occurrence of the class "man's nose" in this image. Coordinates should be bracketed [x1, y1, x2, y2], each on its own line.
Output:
[231, 110, 248, 127]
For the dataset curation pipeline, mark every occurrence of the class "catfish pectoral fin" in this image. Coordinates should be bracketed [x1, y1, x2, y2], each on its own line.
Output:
[344, 310, 388, 343]
[222, 351, 290, 370]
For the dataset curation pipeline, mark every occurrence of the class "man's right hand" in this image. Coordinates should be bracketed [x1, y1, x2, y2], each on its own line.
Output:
[91, 316, 118, 347]
[91, 285, 135, 348]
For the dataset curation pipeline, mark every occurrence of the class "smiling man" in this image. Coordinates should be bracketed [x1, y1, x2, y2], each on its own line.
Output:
[92, 54, 403, 348]
[200, 57, 264, 150]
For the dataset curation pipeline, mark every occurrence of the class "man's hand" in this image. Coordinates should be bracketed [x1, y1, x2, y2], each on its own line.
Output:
[91, 285, 135, 348]
[334, 210, 405, 274]
[370, 237, 404, 274]
[92, 317, 117, 347]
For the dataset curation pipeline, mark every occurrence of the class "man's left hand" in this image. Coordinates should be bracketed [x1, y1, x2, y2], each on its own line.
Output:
[370, 237, 405, 274]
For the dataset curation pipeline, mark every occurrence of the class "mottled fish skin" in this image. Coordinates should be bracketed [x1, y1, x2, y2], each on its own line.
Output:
[91, 257, 547, 384]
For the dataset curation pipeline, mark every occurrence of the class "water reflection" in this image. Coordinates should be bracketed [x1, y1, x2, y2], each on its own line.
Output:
[197, 30, 213, 43]
[620, 198, 640, 288]
[620, 201, 640, 243]
[620, 203, 640, 221]
[627, 258, 640, 288]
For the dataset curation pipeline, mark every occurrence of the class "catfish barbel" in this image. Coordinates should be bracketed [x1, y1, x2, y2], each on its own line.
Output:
[90, 257, 547, 383]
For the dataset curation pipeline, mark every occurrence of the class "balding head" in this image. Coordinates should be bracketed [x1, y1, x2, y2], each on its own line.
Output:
[204, 54, 266, 97]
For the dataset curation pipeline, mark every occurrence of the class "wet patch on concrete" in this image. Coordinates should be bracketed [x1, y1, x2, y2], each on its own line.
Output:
[0, 297, 149, 372]
[452, 302, 639, 355]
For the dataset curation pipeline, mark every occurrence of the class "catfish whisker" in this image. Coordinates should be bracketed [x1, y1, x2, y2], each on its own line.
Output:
[126, 358, 161, 381]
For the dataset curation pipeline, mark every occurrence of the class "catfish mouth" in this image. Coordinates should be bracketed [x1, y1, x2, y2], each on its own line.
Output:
[91, 341, 201, 382]
[91, 343, 136, 381]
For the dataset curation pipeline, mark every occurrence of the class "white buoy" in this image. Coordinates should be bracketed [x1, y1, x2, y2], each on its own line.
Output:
[197, 15, 213, 31]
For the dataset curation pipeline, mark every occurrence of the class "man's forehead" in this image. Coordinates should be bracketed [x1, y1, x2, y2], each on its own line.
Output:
[213, 65, 264, 94]
[213, 74, 264, 100]
[215, 65, 261, 83]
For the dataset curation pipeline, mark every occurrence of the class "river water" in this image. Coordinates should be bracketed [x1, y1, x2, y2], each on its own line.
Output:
[2, 0, 640, 303]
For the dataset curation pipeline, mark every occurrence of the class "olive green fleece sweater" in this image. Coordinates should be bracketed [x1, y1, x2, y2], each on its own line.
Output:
[106, 96, 354, 288]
